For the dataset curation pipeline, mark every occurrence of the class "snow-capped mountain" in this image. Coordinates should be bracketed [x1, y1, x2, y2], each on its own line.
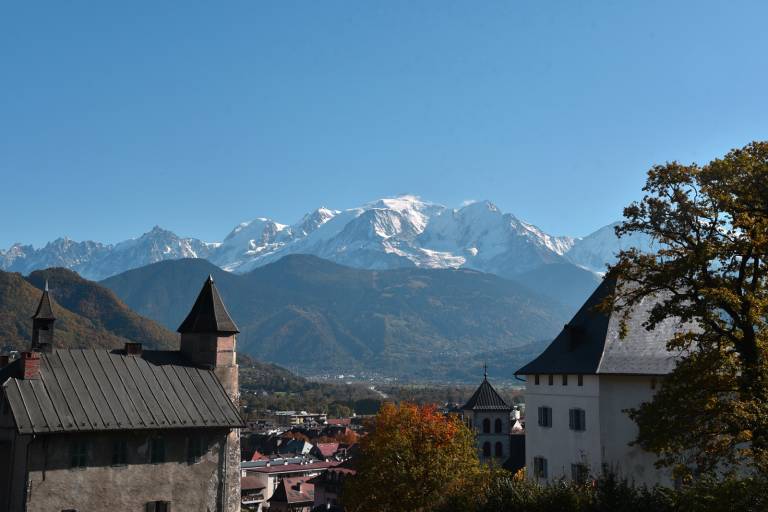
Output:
[0, 227, 215, 281]
[0, 195, 651, 281]
[565, 222, 653, 273]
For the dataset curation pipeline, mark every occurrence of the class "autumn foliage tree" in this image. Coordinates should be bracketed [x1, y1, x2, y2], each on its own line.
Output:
[343, 402, 487, 512]
[608, 141, 768, 475]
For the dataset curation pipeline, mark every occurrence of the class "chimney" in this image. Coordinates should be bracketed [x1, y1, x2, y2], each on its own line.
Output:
[125, 342, 143, 356]
[20, 351, 41, 379]
[0, 355, 9, 368]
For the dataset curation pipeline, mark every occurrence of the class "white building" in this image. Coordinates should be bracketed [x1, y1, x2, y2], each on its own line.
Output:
[516, 276, 687, 487]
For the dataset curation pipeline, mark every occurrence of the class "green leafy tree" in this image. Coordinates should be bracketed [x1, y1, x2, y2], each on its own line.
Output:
[343, 402, 487, 512]
[608, 141, 768, 474]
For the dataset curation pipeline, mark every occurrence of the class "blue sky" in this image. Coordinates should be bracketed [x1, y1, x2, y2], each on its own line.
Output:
[1, 1, 767, 248]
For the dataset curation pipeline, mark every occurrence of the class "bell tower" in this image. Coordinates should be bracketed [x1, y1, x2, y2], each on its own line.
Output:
[178, 274, 241, 511]
[177, 275, 240, 400]
[31, 280, 56, 353]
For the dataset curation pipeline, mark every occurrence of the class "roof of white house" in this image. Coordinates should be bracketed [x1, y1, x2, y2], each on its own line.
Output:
[515, 276, 688, 376]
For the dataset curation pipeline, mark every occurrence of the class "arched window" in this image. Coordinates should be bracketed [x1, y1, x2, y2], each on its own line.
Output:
[494, 418, 502, 433]
[495, 442, 503, 457]
[482, 418, 490, 433]
[482, 442, 491, 457]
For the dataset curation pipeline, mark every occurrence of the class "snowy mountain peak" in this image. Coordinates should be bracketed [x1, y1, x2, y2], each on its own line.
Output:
[1, 196, 653, 280]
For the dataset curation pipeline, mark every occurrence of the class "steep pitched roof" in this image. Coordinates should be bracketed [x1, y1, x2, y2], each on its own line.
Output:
[0, 349, 243, 434]
[177, 275, 239, 334]
[462, 377, 511, 411]
[268, 477, 314, 505]
[32, 284, 55, 320]
[515, 276, 687, 376]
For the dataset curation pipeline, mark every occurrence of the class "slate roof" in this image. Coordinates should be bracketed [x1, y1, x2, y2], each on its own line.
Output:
[462, 378, 511, 411]
[178, 275, 240, 334]
[32, 286, 55, 320]
[0, 349, 243, 434]
[515, 276, 687, 376]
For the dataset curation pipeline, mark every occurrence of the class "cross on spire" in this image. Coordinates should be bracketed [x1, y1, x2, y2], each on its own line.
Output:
[483, 362, 488, 379]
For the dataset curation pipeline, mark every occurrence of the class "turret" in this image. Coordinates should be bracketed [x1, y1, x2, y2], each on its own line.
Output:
[31, 280, 56, 352]
[178, 275, 240, 401]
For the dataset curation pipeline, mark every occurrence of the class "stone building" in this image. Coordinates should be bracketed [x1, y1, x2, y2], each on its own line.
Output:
[0, 276, 244, 511]
[516, 276, 686, 487]
[461, 368, 513, 463]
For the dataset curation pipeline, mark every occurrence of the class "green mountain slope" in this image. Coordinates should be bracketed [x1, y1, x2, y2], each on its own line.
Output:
[102, 255, 581, 380]
[0, 268, 176, 352]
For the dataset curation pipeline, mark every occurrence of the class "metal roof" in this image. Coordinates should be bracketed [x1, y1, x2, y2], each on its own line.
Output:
[32, 287, 55, 320]
[178, 275, 239, 334]
[515, 276, 686, 376]
[462, 378, 511, 411]
[0, 349, 243, 434]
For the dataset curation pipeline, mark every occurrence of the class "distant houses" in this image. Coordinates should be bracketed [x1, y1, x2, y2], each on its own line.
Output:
[0, 276, 244, 511]
[516, 275, 687, 486]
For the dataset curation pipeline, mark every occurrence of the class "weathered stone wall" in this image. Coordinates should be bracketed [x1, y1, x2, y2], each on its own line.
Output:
[20, 429, 232, 512]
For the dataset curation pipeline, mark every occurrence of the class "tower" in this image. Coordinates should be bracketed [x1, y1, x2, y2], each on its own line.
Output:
[178, 275, 241, 511]
[462, 365, 512, 463]
[31, 281, 55, 352]
[178, 275, 240, 400]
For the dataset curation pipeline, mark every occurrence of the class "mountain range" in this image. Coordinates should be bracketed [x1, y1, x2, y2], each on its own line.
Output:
[0, 196, 649, 283]
[101, 255, 575, 381]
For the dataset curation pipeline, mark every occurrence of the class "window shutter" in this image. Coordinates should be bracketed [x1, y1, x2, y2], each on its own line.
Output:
[580, 410, 586, 431]
[146, 503, 157, 512]
[538, 407, 543, 426]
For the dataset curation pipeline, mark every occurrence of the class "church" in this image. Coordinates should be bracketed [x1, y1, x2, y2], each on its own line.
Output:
[461, 367, 514, 465]
[0, 276, 244, 511]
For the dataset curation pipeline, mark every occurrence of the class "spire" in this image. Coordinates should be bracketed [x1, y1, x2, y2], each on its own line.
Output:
[483, 362, 488, 379]
[177, 275, 239, 334]
[32, 284, 55, 321]
[462, 373, 511, 411]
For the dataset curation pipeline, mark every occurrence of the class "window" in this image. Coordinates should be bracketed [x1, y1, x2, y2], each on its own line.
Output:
[533, 456, 548, 479]
[187, 436, 204, 464]
[577, 374, 584, 386]
[651, 377, 657, 390]
[70, 441, 88, 469]
[494, 418, 502, 433]
[569, 408, 586, 431]
[111, 439, 127, 466]
[146, 501, 171, 512]
[548, 374, 554, 386]
[482, 442, 491, 457]
[562, 374, 568, 386]
[537, 406, 552, 428]
[482, 418, 491, 433]
[150, 438, 165, 464]
[534, 375, 540, 385]
[571, 463, 588, 483]
[494, 442, 503, 457]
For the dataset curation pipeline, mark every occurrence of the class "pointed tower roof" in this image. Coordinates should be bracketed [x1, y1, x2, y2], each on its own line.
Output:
[462, 374, 511, 411]
[32, 281, 56, 321]
[177, 275, 240, 334]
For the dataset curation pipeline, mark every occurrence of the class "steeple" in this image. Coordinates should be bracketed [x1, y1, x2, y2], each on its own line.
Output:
[31, 281, 56, 352]
[178, 275, 239, 335]
[178, 275, 239, 400]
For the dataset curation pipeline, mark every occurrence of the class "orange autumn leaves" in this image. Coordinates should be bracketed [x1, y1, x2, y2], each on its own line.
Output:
[343, 402, 487, 512]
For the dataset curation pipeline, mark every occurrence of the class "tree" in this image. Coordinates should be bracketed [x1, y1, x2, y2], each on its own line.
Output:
[343, 402, 487, 512]
[607, 141, 768, 475]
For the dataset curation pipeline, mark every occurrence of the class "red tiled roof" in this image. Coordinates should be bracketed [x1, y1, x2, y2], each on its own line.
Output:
[241, 476, 265, 491]
[269, 477, 314, 504]
[315, 442, 340, 458]
[326, 418, 351, 426]
[250, 450, 269, 461]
